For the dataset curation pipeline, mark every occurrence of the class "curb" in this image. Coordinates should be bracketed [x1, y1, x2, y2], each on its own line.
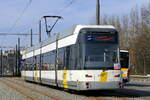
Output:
[130, 78, 150, 83]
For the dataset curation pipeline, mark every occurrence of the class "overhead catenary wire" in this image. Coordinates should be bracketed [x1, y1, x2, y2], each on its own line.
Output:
[0, 46, 16, 49]
[0, 0, 76, 50]
[10, 0, 75, 34]
[57, 0, 75, 14]
[0, 33, 38, 36]
[8, 0, 33, 33]
[2, 0, 75, 45]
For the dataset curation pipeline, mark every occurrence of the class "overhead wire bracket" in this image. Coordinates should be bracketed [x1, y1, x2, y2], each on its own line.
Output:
[43, 16, 63, 37]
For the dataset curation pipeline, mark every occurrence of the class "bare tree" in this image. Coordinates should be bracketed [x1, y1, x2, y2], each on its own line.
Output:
[99, 3, 150, 75]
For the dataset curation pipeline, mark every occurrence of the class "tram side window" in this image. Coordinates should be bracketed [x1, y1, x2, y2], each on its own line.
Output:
[58, 48, 65, 70]
[27, 58, 31, 70]
[27, 58, 30, 70]
[21, 59, 26, 70]
[25, 58, 29, 70]
[70, 45, 77, 70]
[30, 57, 34, 70]
[64, 46, 70, 70]
[42, 52, 49, 70]
[48, 50, 55, 70]
[76, 43, 82, 70]
[36, 55, 40, 70]
[32, 56, 36, 70]
[64, 45, 77, 70]
[40, 54, 43, 70]
[26, 57, 32, 70]
[44, 52, 55, 70]
[33, 56, 37, 70]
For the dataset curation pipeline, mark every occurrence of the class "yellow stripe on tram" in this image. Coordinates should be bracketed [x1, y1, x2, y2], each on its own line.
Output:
[121, 68, 128, 78]
[121, 68, 128, 71]
[63, 70, 69, 88]
[34, 71, 39, 83]
[100, 72, 108, 82]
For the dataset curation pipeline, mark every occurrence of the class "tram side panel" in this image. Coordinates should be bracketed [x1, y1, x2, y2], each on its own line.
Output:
[40, 70, 122, 90]
[22, 69, 122, 90]
[24, 71, 34, 81]
[41, 70, 56, 86]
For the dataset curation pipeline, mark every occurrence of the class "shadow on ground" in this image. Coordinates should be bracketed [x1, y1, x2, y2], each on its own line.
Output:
[126, 83, 150, 87]
[13, 78, 150, 98]
[66, 87, 150, 98]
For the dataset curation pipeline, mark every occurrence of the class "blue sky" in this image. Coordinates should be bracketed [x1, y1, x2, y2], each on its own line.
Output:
[0, 0, 149, 48]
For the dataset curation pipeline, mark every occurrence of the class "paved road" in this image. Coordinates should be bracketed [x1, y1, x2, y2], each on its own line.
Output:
[0, 77, 149, 100]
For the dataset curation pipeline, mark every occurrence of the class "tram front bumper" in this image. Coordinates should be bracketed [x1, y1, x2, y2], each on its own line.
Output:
[78, 81, 122, 90]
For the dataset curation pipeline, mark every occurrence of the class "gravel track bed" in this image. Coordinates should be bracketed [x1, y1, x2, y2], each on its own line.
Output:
[8, 77, 92, 100]
[0, 77, 150, 100]
[8, 77, 130, 100]
[3, 78, 60, 100]
[0, 78, 32, 100]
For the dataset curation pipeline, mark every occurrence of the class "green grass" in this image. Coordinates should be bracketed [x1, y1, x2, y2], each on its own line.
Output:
[130, 75, 149, 79]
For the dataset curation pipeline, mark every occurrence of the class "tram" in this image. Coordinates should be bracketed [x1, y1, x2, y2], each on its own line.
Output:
[21, 25, 123, 90]
[120, 50, 130, 83]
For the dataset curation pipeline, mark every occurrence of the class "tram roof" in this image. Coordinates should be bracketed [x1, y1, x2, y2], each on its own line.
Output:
[120, 50, 129, 53]
[23, 25, 116, 53]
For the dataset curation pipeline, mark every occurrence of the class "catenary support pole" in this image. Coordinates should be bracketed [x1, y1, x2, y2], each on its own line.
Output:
[0, 49, 2, 76]
[15, 45, 18, 76]
[31, 29, 33, 47]
[18, 38, 21, 76]
[39, 20, 41, 43]
[96, 0, 100, 25]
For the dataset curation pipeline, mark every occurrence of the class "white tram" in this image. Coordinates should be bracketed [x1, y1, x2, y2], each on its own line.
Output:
[21, 25, 123, 90]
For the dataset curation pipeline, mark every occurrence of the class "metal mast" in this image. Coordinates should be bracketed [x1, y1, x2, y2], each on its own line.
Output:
[30, 29, 33, 47]
[0, 49, 2, 76]
[96, 0, 100, 25]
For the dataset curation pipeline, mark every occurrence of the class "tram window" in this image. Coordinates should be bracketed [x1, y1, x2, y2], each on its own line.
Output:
[70, 45, 77, 70]
[76, 42, 83, 70]
[58, 48, 65, 70]
[83, 41, 118, 69]
[64, 46, 70, 70]
[36, 55, 40, 70]
[46, 52, 51, 70]
[64, 45, 78, 70]
[42, 52, 50, 70]
[48, 50, 55, 70]
[33, 56, 37, 70]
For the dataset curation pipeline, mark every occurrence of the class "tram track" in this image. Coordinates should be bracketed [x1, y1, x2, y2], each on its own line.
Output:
[88, 96, 109, 100]
[88, 95, 129, 100]
[5, 78, 62, 100]
[5, 78, 112, 100]
[0, 77, 149, 100]
[82, 89, 130, 100]
[0, 78, 38, 100]
[5, 77, 139, 100]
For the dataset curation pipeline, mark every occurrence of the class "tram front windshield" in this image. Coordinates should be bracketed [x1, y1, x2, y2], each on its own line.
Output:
[84, 33, 119, 70]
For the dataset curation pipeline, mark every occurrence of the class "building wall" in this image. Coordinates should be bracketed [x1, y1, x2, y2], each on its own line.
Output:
[0, 50, 16, 75]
